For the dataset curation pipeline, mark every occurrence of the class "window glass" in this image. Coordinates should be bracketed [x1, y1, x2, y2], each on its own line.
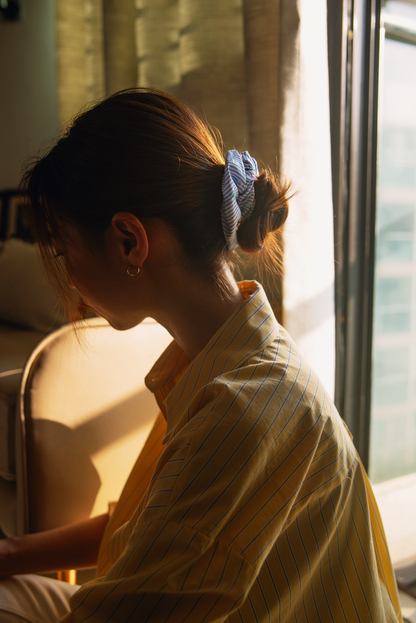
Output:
[376, 202, 414, 263]
[373, 275, 411, 334]
[372, 346, 408, 407]
[369, 6, 416, 483]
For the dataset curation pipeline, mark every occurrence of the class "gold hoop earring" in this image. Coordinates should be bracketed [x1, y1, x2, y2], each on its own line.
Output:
[127, 265, 140, 277]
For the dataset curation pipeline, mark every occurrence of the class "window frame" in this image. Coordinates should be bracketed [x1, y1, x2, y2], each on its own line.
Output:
[328, 0, 381, 468]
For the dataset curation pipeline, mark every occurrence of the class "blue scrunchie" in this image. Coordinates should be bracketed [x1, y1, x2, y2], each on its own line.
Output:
[221, 150, 259, 251]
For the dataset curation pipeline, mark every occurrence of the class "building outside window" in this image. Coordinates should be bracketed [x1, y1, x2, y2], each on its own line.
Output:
[370, 0, 416, 483]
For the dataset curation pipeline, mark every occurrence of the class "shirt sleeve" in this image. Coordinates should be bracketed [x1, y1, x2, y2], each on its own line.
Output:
[61, 521, 255, 622]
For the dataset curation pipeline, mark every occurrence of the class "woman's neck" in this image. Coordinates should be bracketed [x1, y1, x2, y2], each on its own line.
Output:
[153, 267, 244, 362]
[137, 221, 244, 361]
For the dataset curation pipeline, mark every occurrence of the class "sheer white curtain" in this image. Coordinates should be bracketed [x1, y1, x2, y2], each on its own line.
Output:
[55, 0, 335, 394]
[279, 0, 335, 396]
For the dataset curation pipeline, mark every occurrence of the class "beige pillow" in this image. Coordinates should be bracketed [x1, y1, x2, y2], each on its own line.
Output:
[0, 238, 67, 332]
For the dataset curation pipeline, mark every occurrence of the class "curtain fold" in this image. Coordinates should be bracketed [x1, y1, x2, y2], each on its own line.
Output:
[135, 0, 181, 93]
[243, 0, 281, 168]
[103, 0, 137, 96]
[56, 0, 104, 127]
[54, 0, 335, 394]
[172, 0, 248, 151]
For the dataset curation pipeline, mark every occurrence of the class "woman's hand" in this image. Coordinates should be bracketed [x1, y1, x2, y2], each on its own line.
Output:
[0, 513, 109, 578]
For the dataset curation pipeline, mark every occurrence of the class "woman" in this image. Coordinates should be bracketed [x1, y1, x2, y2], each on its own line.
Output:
[0, 89, 401, 622]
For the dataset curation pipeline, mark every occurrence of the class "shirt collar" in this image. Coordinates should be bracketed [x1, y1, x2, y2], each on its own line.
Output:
[145, 340, 190, 418]
[145, 281, 278, 442]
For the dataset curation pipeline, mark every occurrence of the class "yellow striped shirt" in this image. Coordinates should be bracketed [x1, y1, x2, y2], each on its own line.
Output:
[61, 281, 401, 622]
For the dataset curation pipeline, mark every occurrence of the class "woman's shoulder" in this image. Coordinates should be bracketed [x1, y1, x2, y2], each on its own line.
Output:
[180, 330, 347, 460]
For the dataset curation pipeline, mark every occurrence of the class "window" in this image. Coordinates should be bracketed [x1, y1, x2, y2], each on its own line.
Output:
[369, 0, 416, 483]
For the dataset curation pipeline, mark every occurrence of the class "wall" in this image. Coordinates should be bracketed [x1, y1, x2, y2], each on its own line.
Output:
[0, 0, 58, 191]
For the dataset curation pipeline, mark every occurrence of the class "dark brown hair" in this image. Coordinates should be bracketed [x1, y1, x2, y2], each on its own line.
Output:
[22, 88, 289, 316]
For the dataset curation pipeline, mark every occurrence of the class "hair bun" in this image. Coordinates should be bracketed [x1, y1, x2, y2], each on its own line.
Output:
[237, 168, 290, 254]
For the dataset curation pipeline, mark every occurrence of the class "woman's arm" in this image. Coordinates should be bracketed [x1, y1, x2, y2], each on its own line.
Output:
[0, 513, 109, 578]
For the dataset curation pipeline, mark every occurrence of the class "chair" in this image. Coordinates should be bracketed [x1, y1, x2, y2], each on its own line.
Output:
[15, 317, 172, 544]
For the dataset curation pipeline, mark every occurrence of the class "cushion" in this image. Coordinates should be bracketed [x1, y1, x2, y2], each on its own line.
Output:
[0, 238, 67, 332]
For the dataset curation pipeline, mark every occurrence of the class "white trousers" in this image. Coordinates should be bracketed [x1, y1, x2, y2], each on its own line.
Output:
[0, 575, 79, 623]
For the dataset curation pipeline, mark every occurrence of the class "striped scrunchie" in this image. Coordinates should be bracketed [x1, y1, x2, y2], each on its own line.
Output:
[221, 150, 259, 251]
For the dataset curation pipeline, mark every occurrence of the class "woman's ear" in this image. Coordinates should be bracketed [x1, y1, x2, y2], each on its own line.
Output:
[111, 212, 149, 268]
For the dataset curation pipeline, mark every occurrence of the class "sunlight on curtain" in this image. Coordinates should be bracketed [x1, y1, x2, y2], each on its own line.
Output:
[279, 0, 335, 396]
[135, 0, 248, 151]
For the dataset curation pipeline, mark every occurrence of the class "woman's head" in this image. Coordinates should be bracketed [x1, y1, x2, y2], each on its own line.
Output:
[23, 88, 289, 318]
